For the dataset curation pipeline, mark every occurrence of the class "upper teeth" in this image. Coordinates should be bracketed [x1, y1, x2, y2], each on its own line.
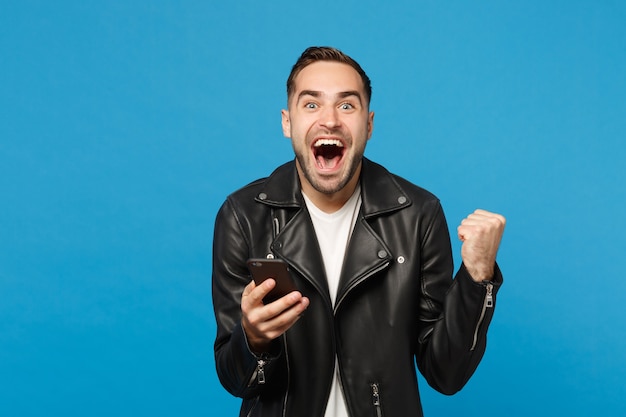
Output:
[314, 139, 343, 147]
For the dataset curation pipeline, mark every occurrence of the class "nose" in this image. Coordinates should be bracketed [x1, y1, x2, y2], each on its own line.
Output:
[319, 106, 340, 129]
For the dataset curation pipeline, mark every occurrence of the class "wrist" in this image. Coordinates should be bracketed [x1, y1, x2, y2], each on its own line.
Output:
[464, 263, 494, 282]
[242, 320, 272, 354]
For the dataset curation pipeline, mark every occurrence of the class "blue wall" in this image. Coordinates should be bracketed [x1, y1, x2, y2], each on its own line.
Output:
[1, 1, 625, 415]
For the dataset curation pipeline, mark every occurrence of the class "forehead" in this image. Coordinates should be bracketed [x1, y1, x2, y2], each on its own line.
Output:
[292, 61, 365, 97]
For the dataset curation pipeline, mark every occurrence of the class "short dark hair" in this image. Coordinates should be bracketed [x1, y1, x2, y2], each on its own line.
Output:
[286, 46, 372, 106]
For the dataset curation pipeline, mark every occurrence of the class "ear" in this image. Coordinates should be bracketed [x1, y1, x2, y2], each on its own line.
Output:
[281, 109, 291, 138]
[367, 111, 375, 140]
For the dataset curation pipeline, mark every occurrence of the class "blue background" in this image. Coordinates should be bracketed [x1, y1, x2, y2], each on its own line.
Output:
[2, 1, 625, 415]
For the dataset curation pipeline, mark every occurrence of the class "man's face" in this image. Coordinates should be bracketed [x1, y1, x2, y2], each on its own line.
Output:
[281, 61, 374, 197]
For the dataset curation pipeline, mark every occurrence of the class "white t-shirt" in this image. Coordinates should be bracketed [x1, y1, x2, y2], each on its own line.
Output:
[302, 185, 362, 417]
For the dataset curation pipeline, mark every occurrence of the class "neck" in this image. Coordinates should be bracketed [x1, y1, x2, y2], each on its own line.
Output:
[297, 164, 361, 214]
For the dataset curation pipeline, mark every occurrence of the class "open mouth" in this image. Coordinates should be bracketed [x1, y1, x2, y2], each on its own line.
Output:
[313, 139, 345, 170]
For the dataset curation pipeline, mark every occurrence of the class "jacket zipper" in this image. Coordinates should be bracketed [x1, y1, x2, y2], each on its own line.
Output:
[334, 261, 390, 313]
[471, 282, 494, 351]
[371, 383, 383, 417]
[281, 337, 289, 417]
[244, 397, 260, 417]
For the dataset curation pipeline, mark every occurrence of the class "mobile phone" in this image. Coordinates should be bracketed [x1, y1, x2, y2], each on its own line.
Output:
[247, 258, 298, 303]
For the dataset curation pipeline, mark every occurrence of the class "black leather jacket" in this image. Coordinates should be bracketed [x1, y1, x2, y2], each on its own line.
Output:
[213, 158, 502, 417]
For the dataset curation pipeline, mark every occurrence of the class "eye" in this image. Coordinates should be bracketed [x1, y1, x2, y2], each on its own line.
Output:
[340, 102, 355, 110]
[304, 102, 318, 109]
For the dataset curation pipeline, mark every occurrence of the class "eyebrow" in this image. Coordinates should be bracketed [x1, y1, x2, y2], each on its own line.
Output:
[296, 90, 364, 105]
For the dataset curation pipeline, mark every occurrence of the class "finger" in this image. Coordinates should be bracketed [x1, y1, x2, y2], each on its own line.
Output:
[262, 291, 306, 320]
[244, 293, 309, 342]
[467, 209, 506, 225]
[457, 226, 467, 241]
[461, 212, 489, 226]
[460, 210, 506, 229]
[241, 279, 276, 316]
[250, 278, 277, 304]
[258, 296, 310, 339]
[242, 280, 256, 297]
[243, 288, 302, 329]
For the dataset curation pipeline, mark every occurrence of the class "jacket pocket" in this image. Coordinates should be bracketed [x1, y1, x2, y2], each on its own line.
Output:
[370, 383, 384, 417]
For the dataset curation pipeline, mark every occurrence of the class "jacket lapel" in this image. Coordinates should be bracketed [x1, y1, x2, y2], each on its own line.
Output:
[271, 207, 331, 303]
[335, 216, 392, 307]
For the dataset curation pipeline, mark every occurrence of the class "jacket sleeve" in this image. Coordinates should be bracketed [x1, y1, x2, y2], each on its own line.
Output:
[415, 201, 503, 395]
[212, 198, 284, 399]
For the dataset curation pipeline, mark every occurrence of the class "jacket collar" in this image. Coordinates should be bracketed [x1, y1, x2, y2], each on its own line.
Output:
[256, 157, 412, 217]
[260, 158, 408, 307]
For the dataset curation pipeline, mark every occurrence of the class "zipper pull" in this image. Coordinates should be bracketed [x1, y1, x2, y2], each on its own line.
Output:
[485, 282, 494, 308]
[371, 383, 380, 406]
[256, 358, 266, 385]
[371, 383, 382, 417]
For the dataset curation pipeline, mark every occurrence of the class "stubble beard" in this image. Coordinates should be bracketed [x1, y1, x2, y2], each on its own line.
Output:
[294, 145, 364, 195]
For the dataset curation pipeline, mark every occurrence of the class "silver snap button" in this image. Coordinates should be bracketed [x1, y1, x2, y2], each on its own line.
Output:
[397, 256, 405, 264]
[398, 196, 407, 204]
[377, 250, 387, 259]
[258, 192, 267, 200]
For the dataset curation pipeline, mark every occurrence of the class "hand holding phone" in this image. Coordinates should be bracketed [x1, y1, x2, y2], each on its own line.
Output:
[247, 258, 298, 304]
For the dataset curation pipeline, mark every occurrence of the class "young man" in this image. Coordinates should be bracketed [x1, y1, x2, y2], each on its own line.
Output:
[213, 46, 506, 417]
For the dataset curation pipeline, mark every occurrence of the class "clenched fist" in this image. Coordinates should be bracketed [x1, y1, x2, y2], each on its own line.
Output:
[457, 209, 506, 282]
